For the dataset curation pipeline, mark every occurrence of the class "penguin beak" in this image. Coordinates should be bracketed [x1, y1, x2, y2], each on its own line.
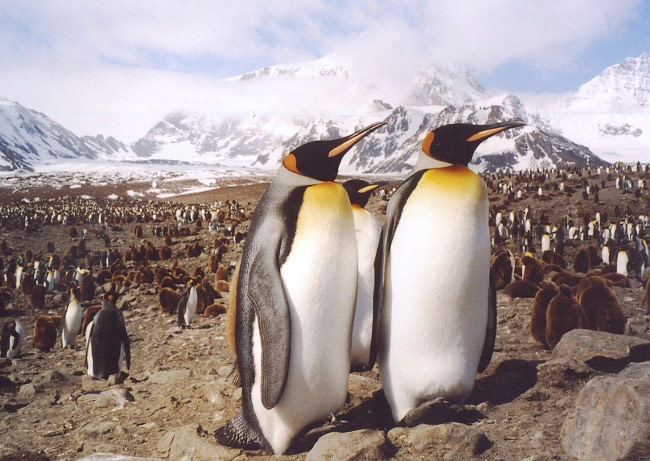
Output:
[358, 181, 388, 194]
[466, 120, 526, 143]
[328, 122, 386, 158]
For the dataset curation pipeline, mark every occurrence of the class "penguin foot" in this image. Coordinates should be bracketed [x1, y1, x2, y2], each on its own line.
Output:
[214, 412, 260, 450]
[401, 397, 485, 427]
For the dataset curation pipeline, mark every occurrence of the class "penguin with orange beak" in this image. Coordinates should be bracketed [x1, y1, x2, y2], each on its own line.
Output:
[375, 120, 525, 423]
[215, 122, 385, 455]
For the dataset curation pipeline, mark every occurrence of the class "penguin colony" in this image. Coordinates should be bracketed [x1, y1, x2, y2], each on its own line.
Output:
[1, 127, 649, 457]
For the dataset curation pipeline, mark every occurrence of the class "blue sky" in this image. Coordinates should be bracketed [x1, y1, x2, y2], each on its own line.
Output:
[0, 1, 647, 140]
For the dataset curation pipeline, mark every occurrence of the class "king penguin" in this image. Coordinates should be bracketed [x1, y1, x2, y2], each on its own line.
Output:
[375, 120, 525, 423]
[62, 286, 82, 348]
[86, 286, 130, 379]
[214, 122, 385, 455]
[177, 279, 198, 328]
[1, 319, 24, 360]
[342, 179, 387, 371]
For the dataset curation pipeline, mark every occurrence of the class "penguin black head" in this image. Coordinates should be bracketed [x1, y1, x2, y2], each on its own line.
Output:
[342, 180, 388, 208]
[282, 122, 385, 181]
[422, 120, 526, 166]
[103, 284, 118, 306]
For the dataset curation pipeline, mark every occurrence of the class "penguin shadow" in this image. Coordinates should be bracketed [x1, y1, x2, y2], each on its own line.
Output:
[286, 388, 486, 455]
[466, 358, 542, 406]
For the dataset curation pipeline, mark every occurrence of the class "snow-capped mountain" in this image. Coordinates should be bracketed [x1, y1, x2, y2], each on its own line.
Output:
[0, 98, 127, 171]
[9, 52, 650, 174]
[526, 53, 650, 163]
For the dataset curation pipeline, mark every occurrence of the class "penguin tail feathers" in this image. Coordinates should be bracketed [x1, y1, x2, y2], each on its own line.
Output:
[214, 412, 261, 451]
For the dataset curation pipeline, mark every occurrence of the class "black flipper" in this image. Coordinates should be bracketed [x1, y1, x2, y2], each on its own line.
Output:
[247, 240, 291, 410]
[120, 311, 131, 370]
[368, 170, 427, 368]
[214, 412, 261, 450]
[478, 271, 497, 373]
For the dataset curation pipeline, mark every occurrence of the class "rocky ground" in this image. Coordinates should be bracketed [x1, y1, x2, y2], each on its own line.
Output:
[0, 167, 649, 460]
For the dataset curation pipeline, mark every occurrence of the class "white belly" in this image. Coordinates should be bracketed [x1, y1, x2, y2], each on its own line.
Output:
[184, 288, 197, 325]
[62, 301, 82, 348]
[86, 322, 94, 376]
[350, 207, 381, 368]
[250, 189, 357, 454]
[617, 251, 629, 276]
[7, 322, 23, 360]
[379, 171, 489, 422]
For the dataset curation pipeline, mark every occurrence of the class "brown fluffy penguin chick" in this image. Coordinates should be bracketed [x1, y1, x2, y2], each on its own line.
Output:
[226, 265, 239, 359]
[159, 276, 176, 290]
[30, 284, 47, 309]
[573, 248, 590, 273]
[82, 305, 101, 335]
[216, 280, 230, 293]
[203, 303, 227, 317]
[542, 250, 567, 269]
[95, 269, 112, 285]
[598, 272, 631, 288]
[209, 254, 219, 273]
[20, 273, 35, 296]
[215, 265, 228, 282]
[158, 246, 172, 260]
[503, 280, 539, 299]
[551, 272, 583, 287]
[521, 254, 545, 284]
[33, 315, 58, 352]
[529, 281, 559, 348]
[491, 250, 514, 290]
[81, 275, 96, 302]
[545, 284, 588, 350]
[158, 287, 180, 314]
[543, 263, 564, 275]
[579, 277, 625, 334]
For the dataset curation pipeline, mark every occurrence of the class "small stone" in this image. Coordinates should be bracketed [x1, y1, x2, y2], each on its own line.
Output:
[389, 423, 492, 457]
[158, 423, 240, 460]
[149, 369, 192, 384]
[95, 388, 134, 409]
[19, 383, 36, 397]
[217, 365, 232, 377]
[306, 429, 394, 461]
[107, 372, 127, 386]
[232, 387, 242, 401]
[203, 382, 226, 410]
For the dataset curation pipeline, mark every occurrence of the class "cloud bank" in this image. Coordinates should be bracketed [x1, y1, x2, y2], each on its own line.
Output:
[0, 0, 641, 141]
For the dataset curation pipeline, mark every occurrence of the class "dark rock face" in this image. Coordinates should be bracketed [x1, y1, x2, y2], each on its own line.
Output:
[561, 362, 650, 460]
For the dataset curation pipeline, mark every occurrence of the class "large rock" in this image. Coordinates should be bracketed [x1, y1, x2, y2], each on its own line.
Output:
[551, 329, 650, 372]
[388, 423, 492, 459]
[306, 429, 394, 461]
[157, 423, 240, 460]
[561, 362, 650, 460]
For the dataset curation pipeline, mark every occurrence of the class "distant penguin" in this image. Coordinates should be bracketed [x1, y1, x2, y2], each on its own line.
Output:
[177, 280, 198, 328]
[342, 179, 386, 371]
[376, 120, 523, 423]
[545, 285, 588, 350]
[616, 249, 630, 277]
[86, 287, 130, 379]
[529, 281, 559, 348]
[578, 276, 625, 334]
[541, 233, 551, 253]
[574, 248, 590, 273]
[215, 122, 384, 454]
[1, 320, 24, 359]
[62, 286, 83, 348]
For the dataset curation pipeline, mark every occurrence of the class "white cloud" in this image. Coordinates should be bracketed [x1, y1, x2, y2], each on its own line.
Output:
[0, 0, 642, 141]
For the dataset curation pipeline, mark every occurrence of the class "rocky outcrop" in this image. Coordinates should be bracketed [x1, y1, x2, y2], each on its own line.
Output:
[561, 362, 650, 460]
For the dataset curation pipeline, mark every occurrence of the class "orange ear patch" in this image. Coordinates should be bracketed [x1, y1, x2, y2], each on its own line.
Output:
[282, 154, 299, 174]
